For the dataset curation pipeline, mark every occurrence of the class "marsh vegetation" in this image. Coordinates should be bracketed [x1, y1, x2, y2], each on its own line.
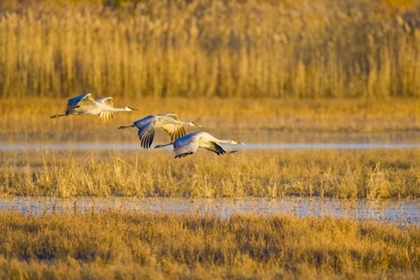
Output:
[0, 0, 420, 99]
[1, 0, 420, 278]
[0, 148, 419, 199]
[0, 211, 419, 279]
[2, 97, 420, 144]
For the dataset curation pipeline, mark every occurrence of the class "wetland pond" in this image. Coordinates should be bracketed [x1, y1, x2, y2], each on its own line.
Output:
[1, 140, 419, 227]
[1, 197, 419, 227]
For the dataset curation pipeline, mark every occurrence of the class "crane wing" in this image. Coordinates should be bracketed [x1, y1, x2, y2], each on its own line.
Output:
[161, 123, 186, 141]
[95, 97, 114, 108]
[156, 114, 186, 141]
[161, 114, 180, 120]
[201, 141, 227, 156]
[99, 111, 113, 122]
[94, 97, 114, 122]
[134, 115, 157, 149]
[174, 134, 199, 158]
[65, 93, 95, 115]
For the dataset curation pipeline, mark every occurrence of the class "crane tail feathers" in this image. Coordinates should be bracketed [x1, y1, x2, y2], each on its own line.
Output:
[175, 152, 194, 158]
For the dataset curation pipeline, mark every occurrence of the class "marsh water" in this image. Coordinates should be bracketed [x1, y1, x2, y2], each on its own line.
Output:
[1, 136, 419, 226]
[1, 197, 419, 226]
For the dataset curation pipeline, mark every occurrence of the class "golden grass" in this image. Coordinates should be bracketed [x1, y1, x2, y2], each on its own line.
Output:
[1, 97, 420, 144]
[0, 0, 420, 98]
[1, 149, 419, 199]
[0, 211, 418, 279]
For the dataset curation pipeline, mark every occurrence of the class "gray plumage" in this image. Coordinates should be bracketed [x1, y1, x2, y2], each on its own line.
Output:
[119, 114, 201, 149]
[172, 131, 244, 158]
[51, 93, 137, 122]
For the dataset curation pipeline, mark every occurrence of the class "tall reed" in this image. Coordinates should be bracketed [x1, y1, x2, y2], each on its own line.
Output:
[0, 0, 419, 98]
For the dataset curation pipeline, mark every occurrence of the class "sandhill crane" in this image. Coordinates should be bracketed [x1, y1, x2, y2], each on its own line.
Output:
[118, 114, 201, 149]
[156, 131, 244, 158]
[50, 93, 137, 122]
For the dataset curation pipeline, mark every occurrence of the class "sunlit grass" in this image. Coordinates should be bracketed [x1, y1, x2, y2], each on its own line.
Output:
[1, 97, 420, 144]
[1, 149, 419, 199]
[0, 211, 418, 279]
[1, 1, 419, 278]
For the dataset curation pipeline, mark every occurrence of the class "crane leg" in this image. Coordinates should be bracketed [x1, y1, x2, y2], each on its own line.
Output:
[154, 142, 174, 149]
[50, 114, 66, 119]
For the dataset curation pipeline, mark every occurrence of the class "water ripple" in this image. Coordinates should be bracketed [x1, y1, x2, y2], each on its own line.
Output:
[1, 197, 419, 226]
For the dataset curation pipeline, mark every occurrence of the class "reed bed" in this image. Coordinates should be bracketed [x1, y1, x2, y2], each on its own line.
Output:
[0, 0, 420, 98]
[1, 149, 419, 199]
[0, 211, 418, 279]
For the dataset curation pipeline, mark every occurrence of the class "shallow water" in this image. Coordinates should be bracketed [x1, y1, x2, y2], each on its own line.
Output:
[1, 142, 420, 151]
[1, 197, 419, 226]
[1, 139, 419, 226]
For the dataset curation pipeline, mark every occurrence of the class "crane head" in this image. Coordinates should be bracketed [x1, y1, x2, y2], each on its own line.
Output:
[124, 106, 138, 111]
[188, 121, 202, 127]
[229, 139, 244, 145]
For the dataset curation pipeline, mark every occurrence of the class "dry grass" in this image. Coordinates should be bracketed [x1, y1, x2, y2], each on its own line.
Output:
[1, 97, 420, 144]
[0, 211, 418, 279]
[0, 0, 420, 98]
[1, 149, 419, 199]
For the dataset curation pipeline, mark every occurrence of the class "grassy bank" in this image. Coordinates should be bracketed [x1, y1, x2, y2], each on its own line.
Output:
[0, 211, 418, 279]
[0, 0, 419, 98]
[1, 149, 419, 199]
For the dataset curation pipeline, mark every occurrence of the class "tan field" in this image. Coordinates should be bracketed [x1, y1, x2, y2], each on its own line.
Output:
[0, 211, 419, 279]
[1, 97, 420, 144]
[1, 148, 419, 199]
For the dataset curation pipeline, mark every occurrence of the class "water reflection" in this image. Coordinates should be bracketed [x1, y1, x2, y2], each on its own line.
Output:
[1, 142, 420, 151]
[1, 197, 419, 226]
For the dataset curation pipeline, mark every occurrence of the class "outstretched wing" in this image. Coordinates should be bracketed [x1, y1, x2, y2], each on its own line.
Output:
[95, 97, 114, 108]
[95, 97, 114, 122]
[161, 124, 186, 141]
[65, 93, 95, 115]
[161, 114, 180, 120]
[134, 115, 157, 149]
[174, 134, 199, 158]
[201, 141, 227, 156]
[158, 114, 187, 141]
[99, 111, 113, 122]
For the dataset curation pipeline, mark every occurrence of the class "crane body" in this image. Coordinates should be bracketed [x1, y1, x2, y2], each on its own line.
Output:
[119, 114, 201, 149]
[170, 131, 244, 158]
[51, 93, 137, 122]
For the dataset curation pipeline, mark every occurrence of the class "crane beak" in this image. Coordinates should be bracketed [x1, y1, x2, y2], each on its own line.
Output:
[191, 121, 201, 127]
[128, 106, 138, 111]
